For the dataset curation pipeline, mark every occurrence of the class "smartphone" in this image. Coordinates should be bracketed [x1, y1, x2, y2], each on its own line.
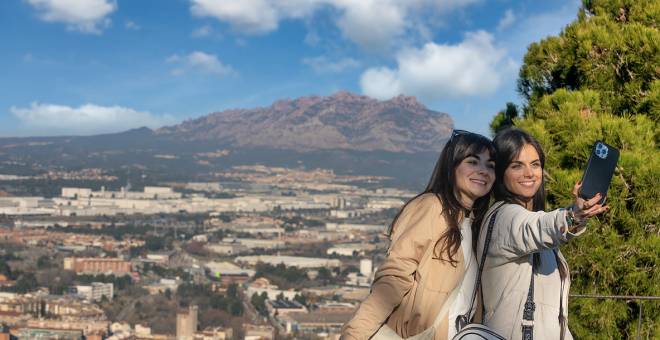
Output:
[578, 140, 620, 205]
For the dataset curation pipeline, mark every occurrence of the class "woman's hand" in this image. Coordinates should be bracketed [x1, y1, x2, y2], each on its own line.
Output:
[572, 181, 610, 223]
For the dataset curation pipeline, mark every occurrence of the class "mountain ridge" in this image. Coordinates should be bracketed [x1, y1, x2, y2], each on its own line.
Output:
[154, 91, 454, 153]
[0, 92, 454, 181]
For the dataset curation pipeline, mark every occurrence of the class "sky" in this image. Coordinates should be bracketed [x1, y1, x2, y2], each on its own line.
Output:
[0, 0, 582, 137]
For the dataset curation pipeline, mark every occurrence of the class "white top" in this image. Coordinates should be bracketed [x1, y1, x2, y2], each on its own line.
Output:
[447, 217, 478, 338]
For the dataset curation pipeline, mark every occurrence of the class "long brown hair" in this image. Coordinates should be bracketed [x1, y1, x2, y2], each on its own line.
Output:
[388, 132, 495, 265]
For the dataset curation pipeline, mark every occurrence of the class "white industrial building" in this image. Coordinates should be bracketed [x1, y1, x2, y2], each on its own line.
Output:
[222, 238, 286, 249]
[326, 223, 388, 233]
[234, 255, 341, 269]
[68, 282, 113, 301]
[247, 287, 299, 301]
[326, 247, 363, 256]
[208, 242, 249, 255]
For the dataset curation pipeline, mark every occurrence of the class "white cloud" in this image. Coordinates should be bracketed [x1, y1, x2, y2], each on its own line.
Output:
[302, 56, 360, 73]
[360, 67, 401, 99]
[191, 24, 213, 37]
[235, 38, 247, 46]
[497, 9, 515, 33]
[125, 20, 140, 30]
[10, 102, 177, 136]
[27, 0, 117, 34]
[188, 0, 480, 51]
[166, 51, 236, 76]
[360, 30, 518, 100]
[24, 54, 33, 63]
[165, 54, 181, 63]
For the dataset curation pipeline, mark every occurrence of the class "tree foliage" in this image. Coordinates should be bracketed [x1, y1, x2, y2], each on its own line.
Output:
[253, 262, 308, 283]
[489, 102, 520, 136]
[251, 292, 269, 316]
[502, 0, 660, 337]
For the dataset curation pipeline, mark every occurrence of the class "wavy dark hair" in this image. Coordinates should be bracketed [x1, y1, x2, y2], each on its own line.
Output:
[492, 128, 546, 211]
[388, 132, 496, 265]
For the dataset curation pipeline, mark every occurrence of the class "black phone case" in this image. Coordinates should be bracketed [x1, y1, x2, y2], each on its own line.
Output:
[578, 140, 620, 205]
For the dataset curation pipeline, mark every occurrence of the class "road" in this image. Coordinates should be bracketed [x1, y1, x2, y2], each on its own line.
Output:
[116, 295, 150, 321]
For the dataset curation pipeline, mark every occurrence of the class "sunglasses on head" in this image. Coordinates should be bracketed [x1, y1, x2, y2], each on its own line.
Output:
[449, 130, 491, 145]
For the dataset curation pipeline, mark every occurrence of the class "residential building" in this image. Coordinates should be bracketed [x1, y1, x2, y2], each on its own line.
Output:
[0, 310, 31, 326]
[0, 324, 10, 340]
[64, 257, 131, 274]
[244, 325, 274, 340]
[0, 296, 105, 322]
[27, 319, 109, 336]
[192, 327, 232, 340]
[135, 324, 152, 338]
[68, 283, 113, 301]
[87, 331, 105, 340]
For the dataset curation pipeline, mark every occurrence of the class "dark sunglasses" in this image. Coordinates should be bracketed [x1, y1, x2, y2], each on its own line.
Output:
[449, 129, 491, 145]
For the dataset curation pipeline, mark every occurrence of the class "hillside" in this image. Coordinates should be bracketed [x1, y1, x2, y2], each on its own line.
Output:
[154, 91, 453, 153]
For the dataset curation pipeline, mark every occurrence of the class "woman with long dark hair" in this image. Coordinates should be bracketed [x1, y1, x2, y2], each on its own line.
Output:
[476, 128, 608, 340]
[340, 131, 496, 340]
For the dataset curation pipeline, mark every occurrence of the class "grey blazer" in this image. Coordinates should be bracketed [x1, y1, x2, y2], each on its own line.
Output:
[476, 203, 586, 340]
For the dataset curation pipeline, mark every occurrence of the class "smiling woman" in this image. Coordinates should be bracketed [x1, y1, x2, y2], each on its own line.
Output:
[340, 130, 496, 340]
[477, 128, 610, 340]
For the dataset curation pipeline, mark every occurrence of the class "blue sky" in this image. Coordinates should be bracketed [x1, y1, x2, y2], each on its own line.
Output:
[1, 0, 581, 137]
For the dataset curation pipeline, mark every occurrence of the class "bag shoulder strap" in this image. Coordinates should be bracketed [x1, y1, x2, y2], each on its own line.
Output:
[457, 202, 505, 329]
[522, 253, 538, 339]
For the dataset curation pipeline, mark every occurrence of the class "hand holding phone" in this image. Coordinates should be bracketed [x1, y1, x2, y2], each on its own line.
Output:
[568, 140, 618, 224]
[578, 140, 620, 205]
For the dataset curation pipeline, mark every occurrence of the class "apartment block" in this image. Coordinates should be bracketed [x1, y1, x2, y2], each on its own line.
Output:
[64, 257, 130, 274]
[68, 282, 114, 301]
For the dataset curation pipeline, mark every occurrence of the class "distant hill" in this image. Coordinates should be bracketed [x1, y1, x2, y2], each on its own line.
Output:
[0, 92, 454, 181]
[155, 91, 453, 153]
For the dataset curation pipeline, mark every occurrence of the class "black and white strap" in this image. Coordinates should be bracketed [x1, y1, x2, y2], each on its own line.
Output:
[455, 204, 503, 331]
[522, 254, 537, 340]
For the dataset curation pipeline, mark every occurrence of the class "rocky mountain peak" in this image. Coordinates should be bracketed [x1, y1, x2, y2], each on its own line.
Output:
[154, 91, 453, 153]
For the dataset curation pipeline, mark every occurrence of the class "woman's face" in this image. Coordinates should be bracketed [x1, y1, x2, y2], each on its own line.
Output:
[455, 149, 496, 208]
[503, 144, 543, 199]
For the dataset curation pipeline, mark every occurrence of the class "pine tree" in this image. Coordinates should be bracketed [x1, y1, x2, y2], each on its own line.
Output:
[497, 0, 660, 337]
[489, 102, 520, 136]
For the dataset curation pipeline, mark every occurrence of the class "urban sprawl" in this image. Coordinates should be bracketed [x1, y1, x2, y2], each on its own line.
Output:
[0, 166, 416, 340]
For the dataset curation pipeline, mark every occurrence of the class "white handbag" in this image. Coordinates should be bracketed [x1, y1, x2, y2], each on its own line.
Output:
[452, 207, 507, 340]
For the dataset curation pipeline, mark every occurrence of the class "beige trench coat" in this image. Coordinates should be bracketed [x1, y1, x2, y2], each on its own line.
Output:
[340, 193, 473, 340]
